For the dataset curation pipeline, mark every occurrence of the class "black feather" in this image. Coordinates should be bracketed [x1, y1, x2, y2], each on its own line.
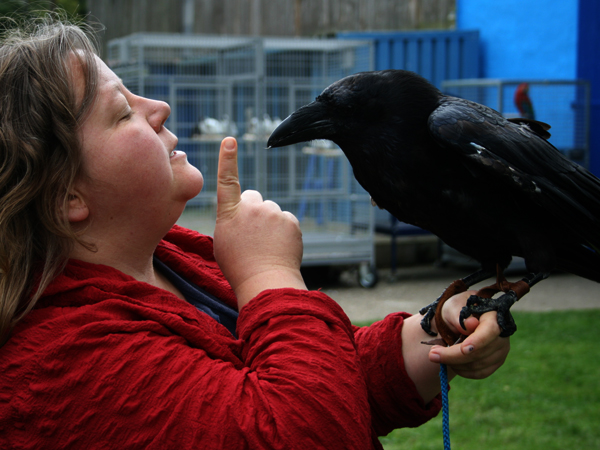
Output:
[267, 69, 600, 283]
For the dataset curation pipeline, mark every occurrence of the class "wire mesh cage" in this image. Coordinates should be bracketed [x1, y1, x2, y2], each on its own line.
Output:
[108, 33, 376, 272]
[441, 79, 591, 168]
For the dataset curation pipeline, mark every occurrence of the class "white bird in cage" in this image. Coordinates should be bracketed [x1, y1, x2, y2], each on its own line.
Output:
[219, 114, 238, 136]
[311, 139, 334, 149]
[192, 115, 238, 140]
[262, 114, 283, 135]
[199, 117, 223, 135]
[247, 114, 282, 136]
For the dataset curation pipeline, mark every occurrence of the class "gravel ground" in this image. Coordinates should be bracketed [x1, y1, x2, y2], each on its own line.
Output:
[304, 264, 600, 323]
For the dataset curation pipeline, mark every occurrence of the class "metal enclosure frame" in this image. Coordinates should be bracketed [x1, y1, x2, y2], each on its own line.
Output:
[107, 33, 377, 271]
[441, 78, 591, 168]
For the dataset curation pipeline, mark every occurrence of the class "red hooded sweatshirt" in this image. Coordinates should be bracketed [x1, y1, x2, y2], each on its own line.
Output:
[0, 225, 440, 449]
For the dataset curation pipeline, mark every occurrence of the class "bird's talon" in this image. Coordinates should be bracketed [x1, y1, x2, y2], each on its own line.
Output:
[459, 292, 518, 337]
[458, 309, 469, 331]
[459, 294, 483, 329]
[419, 300, 439, 337]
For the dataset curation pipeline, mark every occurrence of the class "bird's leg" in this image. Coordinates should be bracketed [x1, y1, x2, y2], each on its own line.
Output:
[459, 271, 550, 337]
[420, 268, 495, 344]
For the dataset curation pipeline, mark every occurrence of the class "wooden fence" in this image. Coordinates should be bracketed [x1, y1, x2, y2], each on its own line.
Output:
[87, 0, 455, 55]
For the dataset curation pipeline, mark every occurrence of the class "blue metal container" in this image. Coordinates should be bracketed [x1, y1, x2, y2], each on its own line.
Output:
[337, 30, 480, 87]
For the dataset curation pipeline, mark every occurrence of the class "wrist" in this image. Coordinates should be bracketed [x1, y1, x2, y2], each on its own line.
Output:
[235, 268, 307, 309]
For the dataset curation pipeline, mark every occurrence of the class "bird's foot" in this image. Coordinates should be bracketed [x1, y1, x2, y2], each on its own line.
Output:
[458, 272, 531, 337]
[420, 278, 469, 345]
[419, 300, 440, 337]
[459, 291, 519, 337]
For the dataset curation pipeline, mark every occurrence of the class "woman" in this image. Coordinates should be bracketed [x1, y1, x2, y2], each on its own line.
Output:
[0, 16, 509, 449]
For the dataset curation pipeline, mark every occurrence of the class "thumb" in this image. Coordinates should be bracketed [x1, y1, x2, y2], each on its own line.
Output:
[216, 137, 241, 219]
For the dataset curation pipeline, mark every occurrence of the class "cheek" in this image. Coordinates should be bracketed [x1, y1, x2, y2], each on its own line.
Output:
[89, 128, 167, 175]
[82, 148, 172, 206]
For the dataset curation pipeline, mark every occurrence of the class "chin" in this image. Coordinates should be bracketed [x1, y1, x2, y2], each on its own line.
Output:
[179, 168, 204, 201]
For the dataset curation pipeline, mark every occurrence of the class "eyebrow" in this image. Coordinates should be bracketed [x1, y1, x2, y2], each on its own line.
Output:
[101, 80, 131, 120]
[105, 79, 131, 108]
[109, 79, 126, 95]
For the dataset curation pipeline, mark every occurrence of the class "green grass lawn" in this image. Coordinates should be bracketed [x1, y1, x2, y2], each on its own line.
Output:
[375, 309, 600, 450]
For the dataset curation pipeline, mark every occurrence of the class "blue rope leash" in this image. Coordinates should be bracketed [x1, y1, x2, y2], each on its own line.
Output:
[440, 363, 451, 450]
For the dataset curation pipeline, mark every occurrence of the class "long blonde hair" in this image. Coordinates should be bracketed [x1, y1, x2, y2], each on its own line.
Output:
[0, 14, 99, 344]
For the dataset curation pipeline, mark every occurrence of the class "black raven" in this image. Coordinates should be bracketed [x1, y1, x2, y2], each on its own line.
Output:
[267, 69, 600, 344]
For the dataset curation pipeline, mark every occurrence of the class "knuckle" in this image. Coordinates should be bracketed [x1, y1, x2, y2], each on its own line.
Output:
[241, 189, 261, 200]
[224, 176, 240, 186]
[283, 211, 300, 225]
[263, 199, 281, 211]
[218, 175, 240, 189]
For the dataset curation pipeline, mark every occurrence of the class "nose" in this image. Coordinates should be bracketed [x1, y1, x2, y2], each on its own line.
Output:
[146, 98, 171, 133]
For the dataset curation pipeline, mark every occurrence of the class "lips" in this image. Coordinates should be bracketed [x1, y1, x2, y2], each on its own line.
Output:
[169, 150, 188, 161]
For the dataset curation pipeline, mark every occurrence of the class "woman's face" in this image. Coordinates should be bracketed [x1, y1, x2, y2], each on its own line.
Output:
[73, 55, 204, 234]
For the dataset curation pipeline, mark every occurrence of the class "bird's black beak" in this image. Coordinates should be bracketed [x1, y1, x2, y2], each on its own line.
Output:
[267, 100, 334, 148]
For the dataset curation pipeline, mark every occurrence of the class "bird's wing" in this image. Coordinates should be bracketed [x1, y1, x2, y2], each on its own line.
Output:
[506, 117, 549, 139]
[428, 96, 600, 239]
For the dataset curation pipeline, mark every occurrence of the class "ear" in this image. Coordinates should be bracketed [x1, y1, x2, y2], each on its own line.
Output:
[67, 190, 89, 223]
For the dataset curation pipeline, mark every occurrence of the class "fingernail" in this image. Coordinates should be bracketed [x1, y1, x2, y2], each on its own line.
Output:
[224, 138, 236, 150]
[430, 353, 441, 363]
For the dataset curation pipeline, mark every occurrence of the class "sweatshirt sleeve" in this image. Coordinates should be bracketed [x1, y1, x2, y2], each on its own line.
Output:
[6, 288, 379, 450]
[353, 312, 442, 436]
[234, 288, 376, 449]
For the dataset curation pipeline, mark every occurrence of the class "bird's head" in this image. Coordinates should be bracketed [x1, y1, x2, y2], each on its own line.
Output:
[516, 82, 530, 95]
[267, 69, 440, 151]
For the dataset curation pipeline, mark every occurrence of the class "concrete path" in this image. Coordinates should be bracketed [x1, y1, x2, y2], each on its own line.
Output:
[310, 265, 600, 323]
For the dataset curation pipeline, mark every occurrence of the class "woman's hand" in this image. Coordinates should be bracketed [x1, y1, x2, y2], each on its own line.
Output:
[402, 290, 511, 403]
[429, 291, 511, 379]
[213, 137, 306, 309]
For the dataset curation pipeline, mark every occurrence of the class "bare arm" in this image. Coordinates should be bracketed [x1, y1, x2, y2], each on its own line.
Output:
[401, 290, 510, 403]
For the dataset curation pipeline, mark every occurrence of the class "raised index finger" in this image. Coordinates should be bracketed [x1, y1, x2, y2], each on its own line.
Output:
[216, 137, 241, 218]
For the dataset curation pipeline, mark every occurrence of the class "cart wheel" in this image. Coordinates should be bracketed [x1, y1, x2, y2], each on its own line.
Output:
[358, 262, 378, 289]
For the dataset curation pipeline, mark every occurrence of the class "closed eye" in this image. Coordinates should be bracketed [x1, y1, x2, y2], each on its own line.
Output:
[120, 108, 133, 121]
